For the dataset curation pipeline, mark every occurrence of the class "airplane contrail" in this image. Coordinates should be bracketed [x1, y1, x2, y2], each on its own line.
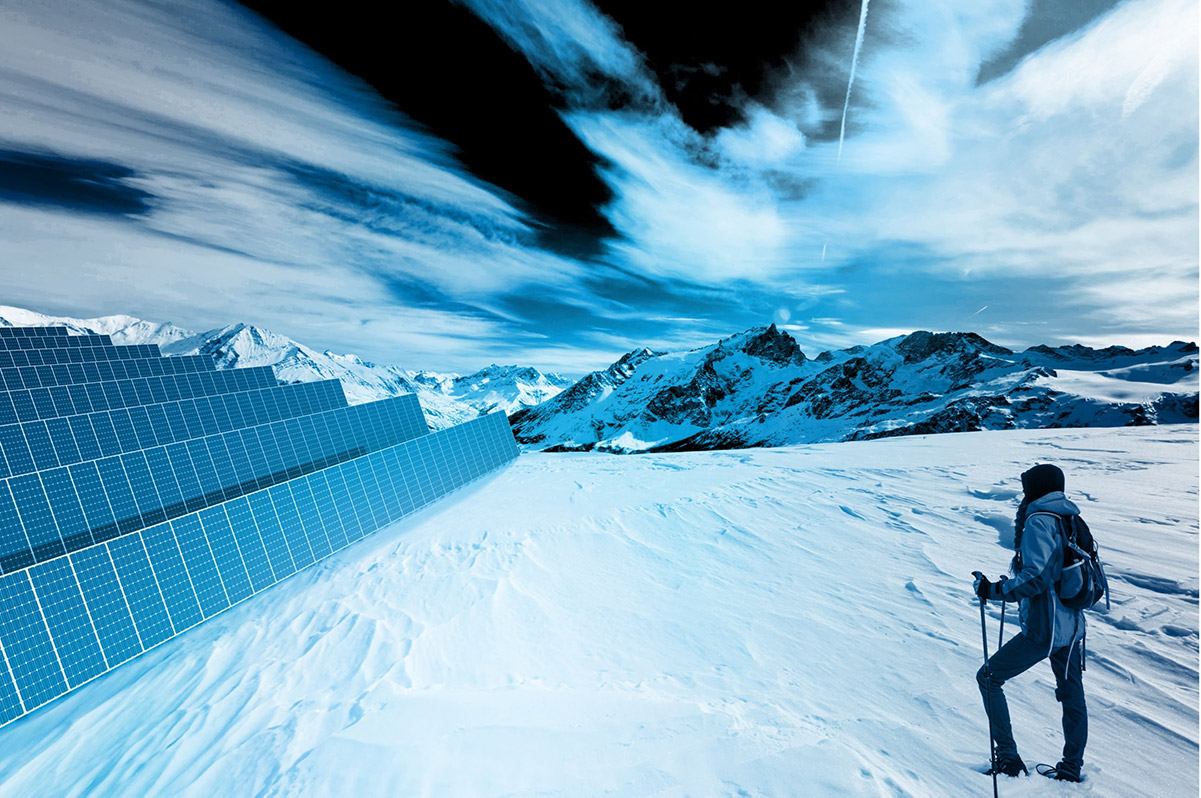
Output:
[972, 305, 989, 316]
[837, 0, 871, 161]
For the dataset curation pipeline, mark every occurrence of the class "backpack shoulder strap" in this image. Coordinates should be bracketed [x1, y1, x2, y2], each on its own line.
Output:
[1026, 511, 1067, 531]
[1026, 511, 1075, 548]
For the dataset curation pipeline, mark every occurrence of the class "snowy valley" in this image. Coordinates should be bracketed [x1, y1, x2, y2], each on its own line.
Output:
[0, 425, 1193, 795]
[0, 306, 1194, 793]
[0, 0, 1195, 793]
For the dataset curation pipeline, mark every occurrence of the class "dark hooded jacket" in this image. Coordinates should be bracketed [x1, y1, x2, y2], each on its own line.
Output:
[995, 491, 1086, 650]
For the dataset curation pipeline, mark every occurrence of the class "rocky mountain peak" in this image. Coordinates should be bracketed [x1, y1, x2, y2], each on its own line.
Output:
[526, 347, 659, 419]
[510, 323, 1197, 454]
[464, 364, 543, 383]
[895, 331, 1012, 364]
[722, 324, 807, 366]
[616, 348, 657, 368]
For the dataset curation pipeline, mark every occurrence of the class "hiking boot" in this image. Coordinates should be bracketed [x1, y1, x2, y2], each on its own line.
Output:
[987, 755, 1028, 777]
[1037, 761, 1082, 782]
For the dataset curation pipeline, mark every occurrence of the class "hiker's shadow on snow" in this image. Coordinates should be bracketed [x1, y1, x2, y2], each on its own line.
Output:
[975, 513, 1016, 549]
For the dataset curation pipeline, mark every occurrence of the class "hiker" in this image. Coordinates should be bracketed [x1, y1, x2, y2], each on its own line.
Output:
[972, 463, 1087, 783]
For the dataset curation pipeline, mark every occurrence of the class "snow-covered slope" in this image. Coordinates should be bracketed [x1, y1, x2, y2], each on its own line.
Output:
[511, 325, 1198, 452]
[0, 426, 1194, 795]
[0, 306, 568, 429]
[0, 305, 195, 347]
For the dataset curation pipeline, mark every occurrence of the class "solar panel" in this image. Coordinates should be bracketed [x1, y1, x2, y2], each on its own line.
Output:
[0, 367, 280, 425]
[0, 354, 217, 393]
[0, 335, 177, 367]
[0, 379, 355, 477]
[0, 328, 519, 726]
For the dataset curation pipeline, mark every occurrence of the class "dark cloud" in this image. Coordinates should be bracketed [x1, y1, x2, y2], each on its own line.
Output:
[591, 0, 860, 134]
[498, 263, 825, 354]
[0, 149, 153, 216]
[372, 271, 509, 322]
[279, 160, 514, 241]
[236, 0, 860, 252]
[238, 0, 616, 255]
[976, 0, 1123, 84]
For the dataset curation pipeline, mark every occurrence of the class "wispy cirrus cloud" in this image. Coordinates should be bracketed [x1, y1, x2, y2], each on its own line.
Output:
[460, 0, 1197, 352]
[0, 0, 1195, 377]
[0, 0, 615, 370]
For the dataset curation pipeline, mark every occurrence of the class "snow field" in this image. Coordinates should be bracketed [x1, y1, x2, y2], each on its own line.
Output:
[0, 425, 1195, 796]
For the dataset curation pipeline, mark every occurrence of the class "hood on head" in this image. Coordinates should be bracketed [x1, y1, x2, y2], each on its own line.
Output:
[1021, 463, 1065, 501]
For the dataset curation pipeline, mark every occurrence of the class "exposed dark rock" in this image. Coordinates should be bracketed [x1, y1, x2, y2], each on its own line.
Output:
[853, 395, 1015, 440]
[734, 324, 807, 366]
[647, 428, 757, 453]
[897, 331, 1012, 364]
[1025, 343, 1136, 361]
[513, 324, 1198, 453]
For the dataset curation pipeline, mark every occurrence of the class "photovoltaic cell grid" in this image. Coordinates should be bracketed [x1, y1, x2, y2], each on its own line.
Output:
[0, 390, 429, 571]
[0, 378, 349, 478]
[0, 328, 519, 726]
[0, 365, 280, 426]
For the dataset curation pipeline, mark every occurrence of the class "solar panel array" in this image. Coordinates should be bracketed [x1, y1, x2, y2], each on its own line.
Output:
[0, 326, 519, 726]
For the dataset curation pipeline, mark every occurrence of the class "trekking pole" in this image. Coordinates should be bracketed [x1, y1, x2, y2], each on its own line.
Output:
[998, 602, 1006, 650]
[997, 575, 1008, 650]
[973, 572, 999, 798]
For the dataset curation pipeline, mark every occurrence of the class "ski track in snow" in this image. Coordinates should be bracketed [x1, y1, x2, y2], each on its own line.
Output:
[0, 426, 1195, 796]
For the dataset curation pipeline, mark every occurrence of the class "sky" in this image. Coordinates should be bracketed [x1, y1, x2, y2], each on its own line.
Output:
[0, 0, 1196, 374]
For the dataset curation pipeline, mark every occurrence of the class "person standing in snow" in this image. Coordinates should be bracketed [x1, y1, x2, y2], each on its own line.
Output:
[972, 463, 1087, 783]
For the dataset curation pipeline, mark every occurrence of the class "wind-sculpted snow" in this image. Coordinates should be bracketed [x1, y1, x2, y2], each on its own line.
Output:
[512, 326, 1198, 453]
[0, 427, 1194, 795]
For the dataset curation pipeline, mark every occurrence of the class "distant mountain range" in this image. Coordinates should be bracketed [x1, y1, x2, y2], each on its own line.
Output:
[4, 305, 1194, 453]
[0, 306, 572, 430]
[510, 325, 1198, 452]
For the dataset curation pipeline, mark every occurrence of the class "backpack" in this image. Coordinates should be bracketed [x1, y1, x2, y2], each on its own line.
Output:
[1051, 514, 1110, 611]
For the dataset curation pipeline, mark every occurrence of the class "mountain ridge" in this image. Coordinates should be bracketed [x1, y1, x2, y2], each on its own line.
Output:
[512, 325, 1198, 453]
[4, 306, 1194, 452]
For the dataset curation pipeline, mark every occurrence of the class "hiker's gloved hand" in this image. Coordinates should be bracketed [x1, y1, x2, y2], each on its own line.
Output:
[973, 573, 1006, 600]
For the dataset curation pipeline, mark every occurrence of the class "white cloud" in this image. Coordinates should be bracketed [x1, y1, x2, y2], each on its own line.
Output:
[0, 0, 1194, 371]
[0, 0, 618, 369]
[1004, 0, 1195, 122]
[0, 204, 523, 370]
[567, 112, 790, 282]
[772, 0, 1198, 340]
[865, 0, 1198, 273]
[714, 105, 806, 167]
[456, 0, 656, 101]
[0, 1, 515, 222]
[564, 0, 1196, 342]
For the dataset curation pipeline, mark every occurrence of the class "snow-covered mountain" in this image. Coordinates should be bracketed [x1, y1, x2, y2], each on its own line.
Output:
[411, 365, 573, 416]
[0, 306, 568, 429]
[511, 325, 1199, 452]
[0, 305, 196, 347]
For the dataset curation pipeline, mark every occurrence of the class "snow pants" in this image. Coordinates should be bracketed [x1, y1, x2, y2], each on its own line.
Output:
[976, 632, 1087, 768]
